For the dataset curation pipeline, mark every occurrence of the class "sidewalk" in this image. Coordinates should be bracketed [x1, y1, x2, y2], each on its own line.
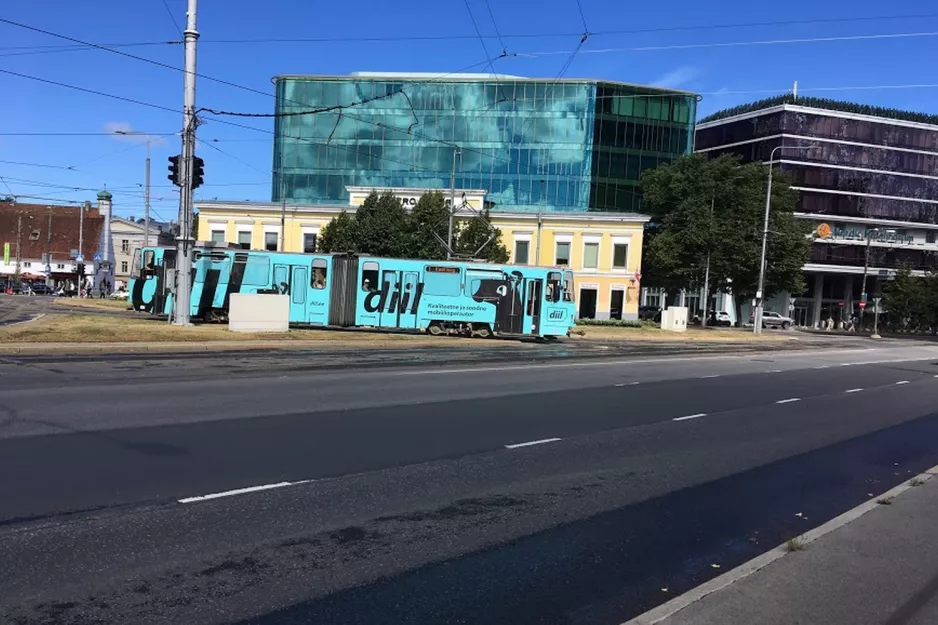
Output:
[631, 468, 938, 625]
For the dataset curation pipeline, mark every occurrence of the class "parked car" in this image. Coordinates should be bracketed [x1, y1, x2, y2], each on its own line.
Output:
[27, 283, 57, 296]
[710, 311, 733, 327]
[750, 310, 793, 329]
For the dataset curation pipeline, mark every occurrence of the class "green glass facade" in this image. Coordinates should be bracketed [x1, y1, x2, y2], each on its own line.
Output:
[273, 74, 697, 213]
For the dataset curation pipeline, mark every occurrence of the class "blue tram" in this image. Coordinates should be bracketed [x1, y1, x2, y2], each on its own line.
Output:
[129, 244, 576, 338]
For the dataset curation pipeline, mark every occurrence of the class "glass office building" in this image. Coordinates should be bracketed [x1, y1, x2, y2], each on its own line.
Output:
[696, 96, 938, 327]
[272, 73, 697, 213]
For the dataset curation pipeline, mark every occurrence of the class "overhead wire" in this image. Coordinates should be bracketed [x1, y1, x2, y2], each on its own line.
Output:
[5, 11, 934, 51]
[158, 0, 184, 38]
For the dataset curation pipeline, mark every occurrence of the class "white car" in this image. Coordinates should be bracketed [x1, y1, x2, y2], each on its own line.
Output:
[752, 310, 793, 329]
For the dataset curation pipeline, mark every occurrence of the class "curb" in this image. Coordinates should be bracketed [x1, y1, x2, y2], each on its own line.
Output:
[622, 463, 938, 625]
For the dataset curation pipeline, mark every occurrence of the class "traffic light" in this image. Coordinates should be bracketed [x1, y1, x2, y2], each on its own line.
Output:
[77, 262, 85, 278]
[192, 156, 204, 189]
[168, 155, 181, 187]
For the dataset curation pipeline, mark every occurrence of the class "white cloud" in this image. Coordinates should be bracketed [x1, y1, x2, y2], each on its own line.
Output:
[651, 66, 700, 89]
[104, 122, 167, 145]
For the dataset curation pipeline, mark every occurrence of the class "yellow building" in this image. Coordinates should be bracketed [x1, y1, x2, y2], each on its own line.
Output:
[195, 191, 648, 320]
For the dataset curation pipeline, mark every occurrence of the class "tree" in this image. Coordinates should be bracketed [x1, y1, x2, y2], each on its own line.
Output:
[318, 210, 359, 253]
[409, 190, 451, 260]
[456, 209, 509, 263]
[355, 191, 412, 257]
[641, 153, 812, 320]
[882, 265, 938, 332]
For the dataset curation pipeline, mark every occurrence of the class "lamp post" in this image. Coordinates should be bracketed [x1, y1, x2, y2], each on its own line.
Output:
[753, 144, 817, 334]
[114, 130, 156, 268]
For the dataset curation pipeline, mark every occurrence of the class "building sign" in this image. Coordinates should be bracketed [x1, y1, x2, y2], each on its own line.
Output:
[815, 222, 913, 245]
[346, 186, 487, 212]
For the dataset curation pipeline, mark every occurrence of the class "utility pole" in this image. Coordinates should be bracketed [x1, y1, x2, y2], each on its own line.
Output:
[701, 194, 714, 327]
[15, 215, 22, 280]
[144, 137, 151, 252]
[173, 0, 199, 325]
[446, 147, 460, 259]
[858, 236, 871, 329]
[280, 172, 286, 251]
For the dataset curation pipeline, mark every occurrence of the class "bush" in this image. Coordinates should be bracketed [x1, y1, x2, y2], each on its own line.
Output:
[575, 318, 654, 328]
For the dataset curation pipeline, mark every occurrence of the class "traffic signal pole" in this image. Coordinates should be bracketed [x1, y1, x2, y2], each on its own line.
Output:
[173, 0, 199, 325]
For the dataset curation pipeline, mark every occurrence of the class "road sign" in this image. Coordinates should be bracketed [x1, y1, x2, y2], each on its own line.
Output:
[838, 301, 844, 307]
[634, 272, 642, 282]
[861, 292, 868, 303]
[44, 264, 52, 276]
[859, 301, 867, 309]
[75, 254, 84, 263]
[93, 253, 102, 263]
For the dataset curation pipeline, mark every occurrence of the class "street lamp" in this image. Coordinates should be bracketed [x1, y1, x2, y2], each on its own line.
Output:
[753, 143, 817, 334]
[114, 130, 156, 264]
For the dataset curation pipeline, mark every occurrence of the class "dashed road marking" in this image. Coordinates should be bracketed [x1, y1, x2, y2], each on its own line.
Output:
[673, 413, 706, 422]
[776, 397, 801, 404]
[179, 480, 313, 504]
[814, 365, 830, 370]
[845, 388, 864, 394]
[766, 369, 782, 373]
[504, 437, 562, 450]
[700, 374, 720, 379]
[896, 380, 910, 385]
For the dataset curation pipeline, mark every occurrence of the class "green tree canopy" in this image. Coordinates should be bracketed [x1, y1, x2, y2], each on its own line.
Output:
[641, 153, 812, 315]
[318, 210, 359, 253]
[882, 266, 938, 332]
[355, 191, 412, 257]
[456, 208, 509, 263]
[409, 190, 451, 259]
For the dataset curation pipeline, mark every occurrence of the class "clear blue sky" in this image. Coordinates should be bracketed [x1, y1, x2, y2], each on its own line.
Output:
[2, 0, 937, 219]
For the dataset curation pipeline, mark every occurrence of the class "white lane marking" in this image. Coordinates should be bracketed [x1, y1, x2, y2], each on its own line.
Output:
[776, 397, 801, 404]
[934, 374, 938, 378]
[389, 353, 938, 378]
[504, 437, 562, 449]
[179, 480, 312, 504]
[700, 374, 720, 379]
[896, 380, 910, 385]
[766, 369, 783, 373]
[845, 388, 864, 393]
[614, 382, 640, 386]
[673, 413, 707, 422]
[814, 365, 830, 369]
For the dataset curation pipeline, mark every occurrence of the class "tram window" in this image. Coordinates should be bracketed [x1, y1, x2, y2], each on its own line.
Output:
[311, 258, 328, 289]
[361, 261, 379, 291]
[563, 270, 575, 303]
[547, 271, 562, 303]
[424, 266, 462, 296]
[131, 249, 142, 278]
[241, 255, 270, 286]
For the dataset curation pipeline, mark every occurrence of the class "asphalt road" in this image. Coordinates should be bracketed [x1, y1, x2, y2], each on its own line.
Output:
[2, 342, 938, 624]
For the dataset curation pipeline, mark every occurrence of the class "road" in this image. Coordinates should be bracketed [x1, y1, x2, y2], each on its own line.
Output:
[2, 340, 938, 624]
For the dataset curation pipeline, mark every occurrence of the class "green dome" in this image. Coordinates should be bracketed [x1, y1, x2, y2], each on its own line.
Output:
[97, 189, 113, 201]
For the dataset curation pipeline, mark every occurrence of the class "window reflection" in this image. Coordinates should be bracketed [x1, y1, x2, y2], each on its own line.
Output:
[273, 77, 696, 213]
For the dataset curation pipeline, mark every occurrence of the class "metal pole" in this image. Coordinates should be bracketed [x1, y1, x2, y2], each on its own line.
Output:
[754, 146, 779, 334]
[173, 0, 199, 326]
[858, 237, 870, 329]
[446, 147, 459, 259]
[144, 138, 151, 253]
[872, 298, 881, 338]
[701, 194, 714, 327]
[280, 173, 286, 251]
[535, 210, 542, 266]
[15, 215, 22, 280]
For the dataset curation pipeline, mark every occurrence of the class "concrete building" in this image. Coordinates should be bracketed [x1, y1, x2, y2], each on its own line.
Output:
[695, 95, 938, 327]
[111, 216, 174, 288]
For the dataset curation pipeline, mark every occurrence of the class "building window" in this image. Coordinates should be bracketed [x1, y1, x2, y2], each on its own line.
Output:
[121, 239, 130, 253]
[264, 232, 278, 251]
[23, 262, 31, 268]
[927, 231, 936, 244]
[514, 240, 530, 264]
[57, 263, 65, 270]
[583, 242, 599, 269]
[303, 233, 318, 254]
[613, 243, 629, 268]
[555, 241, 570, 266]
[237, 231, 251, 249]
[210, 230, 225, 243]
[121, 261, 128, 273]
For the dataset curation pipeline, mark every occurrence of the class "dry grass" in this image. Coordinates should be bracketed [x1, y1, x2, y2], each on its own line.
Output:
[52, 298, 134, 311]
[572, 325, 792, 343]
[0, 314, 478, 345]
[785, 537, 807, 552]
